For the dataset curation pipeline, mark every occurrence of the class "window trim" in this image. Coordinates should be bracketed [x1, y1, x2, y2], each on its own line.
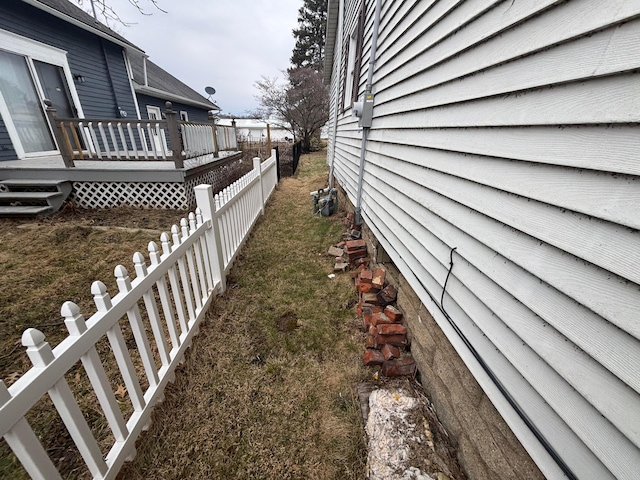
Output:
[341, 4, 365, 112]
[179, 110, 189, 122]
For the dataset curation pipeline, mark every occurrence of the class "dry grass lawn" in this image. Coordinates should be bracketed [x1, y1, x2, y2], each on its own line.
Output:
[0, 150, 368, 479]
[117, 151, 368, 479]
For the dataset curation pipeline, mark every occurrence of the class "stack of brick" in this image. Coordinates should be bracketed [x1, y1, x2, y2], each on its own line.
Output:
[355, 266, 417, 378]
[329, 212, 416, 377]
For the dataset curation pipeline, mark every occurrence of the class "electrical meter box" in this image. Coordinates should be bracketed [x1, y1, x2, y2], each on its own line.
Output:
[353, 93, 374, 128]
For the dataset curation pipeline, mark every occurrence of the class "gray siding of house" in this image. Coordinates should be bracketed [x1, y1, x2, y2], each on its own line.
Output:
[0, 0, 138, 158]
[327, 1, 640, 479]
[0, 121, 16, 161]
[137, 94, 211, 123]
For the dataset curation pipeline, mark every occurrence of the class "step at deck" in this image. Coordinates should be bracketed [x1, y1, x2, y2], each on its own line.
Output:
[0, 205, 52, 216]
[0, 179, 72, 217]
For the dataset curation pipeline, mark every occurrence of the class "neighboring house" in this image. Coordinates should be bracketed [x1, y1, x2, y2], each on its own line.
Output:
[217, 118, 293, 142]
[0, 0, 237, 213]
[325, 1, 640, 480]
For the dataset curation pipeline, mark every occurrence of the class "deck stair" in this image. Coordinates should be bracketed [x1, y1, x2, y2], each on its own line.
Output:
[0, 179, 72, 217]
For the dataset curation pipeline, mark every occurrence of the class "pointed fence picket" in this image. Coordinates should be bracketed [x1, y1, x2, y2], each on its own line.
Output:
[0, 151, 279, 480]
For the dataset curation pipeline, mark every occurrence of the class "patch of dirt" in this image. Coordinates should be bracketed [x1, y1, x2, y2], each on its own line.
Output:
[0, 203, 187, 232]
[275, 311, 299, 332]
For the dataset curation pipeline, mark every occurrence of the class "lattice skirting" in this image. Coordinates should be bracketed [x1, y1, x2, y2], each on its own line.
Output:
[71, 182, 190, 209]
[69, 160, 252, 210]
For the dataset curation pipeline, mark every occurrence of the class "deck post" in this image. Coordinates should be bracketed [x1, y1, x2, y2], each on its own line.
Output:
[266, 123, 272, 155]
[164, 102, 185, 169]
[194, 185, 227, 293]
[208, 111, 219, 158]
[45, 100, 75, 168]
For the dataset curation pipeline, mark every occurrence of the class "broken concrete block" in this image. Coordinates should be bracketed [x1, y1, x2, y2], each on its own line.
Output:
[328, 246, 344, 257]
[334, 262, 349, 272]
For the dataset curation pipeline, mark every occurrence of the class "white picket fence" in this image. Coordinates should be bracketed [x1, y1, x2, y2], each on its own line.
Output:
[0, 153, 278, 479]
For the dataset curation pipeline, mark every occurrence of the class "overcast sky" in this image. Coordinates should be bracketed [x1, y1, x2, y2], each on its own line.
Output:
[92, 0, 301, 115]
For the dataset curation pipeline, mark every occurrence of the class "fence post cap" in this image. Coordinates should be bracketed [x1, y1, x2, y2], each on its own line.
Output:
[132, 251, 146, 264]
[114, 264, 129, 278]
[22, 328, 45, 347]
[91, 280, 108, 295]
[148, 241, 160, 254]
[61, 301, 81, 317]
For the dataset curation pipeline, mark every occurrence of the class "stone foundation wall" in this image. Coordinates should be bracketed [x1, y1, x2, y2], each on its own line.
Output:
[336, 185, 544, 480]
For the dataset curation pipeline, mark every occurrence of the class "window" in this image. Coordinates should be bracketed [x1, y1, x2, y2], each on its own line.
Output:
[341, 4, 365, 112]
[0, 29, 83, 159]
[179, 110, 189, 122]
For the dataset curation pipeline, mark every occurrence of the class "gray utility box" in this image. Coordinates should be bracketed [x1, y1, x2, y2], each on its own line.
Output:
[353, 93, 374, 128]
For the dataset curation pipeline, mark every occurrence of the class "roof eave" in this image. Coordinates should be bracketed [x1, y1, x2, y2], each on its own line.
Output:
[134, 83, 220, 111]
[323, 0, 340, 85]
[21, 0, 145, 54]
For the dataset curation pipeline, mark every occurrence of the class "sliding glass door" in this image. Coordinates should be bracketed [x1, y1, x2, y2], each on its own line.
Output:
[0, 49, 56, 154]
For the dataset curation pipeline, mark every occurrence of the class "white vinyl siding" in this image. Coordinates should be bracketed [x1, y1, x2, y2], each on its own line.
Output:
[326, 1, 640, 479]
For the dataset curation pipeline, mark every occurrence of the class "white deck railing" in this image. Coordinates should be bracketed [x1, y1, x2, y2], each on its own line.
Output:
[216, 125, 238, 151]
[0, 152, 278, 480]
[181, 122, 216, 159]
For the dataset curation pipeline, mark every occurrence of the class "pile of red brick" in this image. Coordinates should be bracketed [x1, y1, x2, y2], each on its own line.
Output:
[329, 217, 417, 378]
[354, 265, 416, 377]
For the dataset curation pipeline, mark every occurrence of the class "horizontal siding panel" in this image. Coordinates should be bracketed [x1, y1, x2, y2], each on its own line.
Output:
[367, 125, 640, 175]
[363, 170, 640, 438]
[0, 120, 17, 161]
[363, 159, 640, 394]
[364, 150, 640, 332]
[360, 202, 615, 480]
[373, 73, 640, 125]
[367, 140, 640, 229]
[375, 0, 470, 62]
[363, 188, 639, 479]
[328, 1, 640, 477]
[374, 0, 640, 95]
[376, 20, 640, 109]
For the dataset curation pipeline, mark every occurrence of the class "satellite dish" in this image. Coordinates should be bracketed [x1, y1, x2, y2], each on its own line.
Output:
[205, 86, 216, 95]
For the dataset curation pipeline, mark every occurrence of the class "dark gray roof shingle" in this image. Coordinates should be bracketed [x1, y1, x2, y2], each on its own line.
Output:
[129, 51, 218, 110]
[26, 0, 142, 50]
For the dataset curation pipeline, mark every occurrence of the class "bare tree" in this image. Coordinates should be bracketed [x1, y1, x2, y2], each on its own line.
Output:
[255, 67, 328, 153]
[74, 0, 166, 27]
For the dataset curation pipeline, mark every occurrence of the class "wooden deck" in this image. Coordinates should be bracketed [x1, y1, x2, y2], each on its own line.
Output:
[0, 151, 241, 183]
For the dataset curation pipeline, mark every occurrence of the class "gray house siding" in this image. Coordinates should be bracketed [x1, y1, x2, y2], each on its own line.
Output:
[137, 94, 211, 123]
[0, 123, 17, 161]
[326, 1, 640, 479]
[0, 0, 138, 158]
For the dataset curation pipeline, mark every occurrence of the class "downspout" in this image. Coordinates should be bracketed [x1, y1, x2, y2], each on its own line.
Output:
[328, 0, 345, 190]
[354, 0, 382, 226]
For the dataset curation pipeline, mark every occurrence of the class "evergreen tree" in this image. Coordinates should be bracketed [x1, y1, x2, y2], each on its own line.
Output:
[290, 0, 328, 71]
